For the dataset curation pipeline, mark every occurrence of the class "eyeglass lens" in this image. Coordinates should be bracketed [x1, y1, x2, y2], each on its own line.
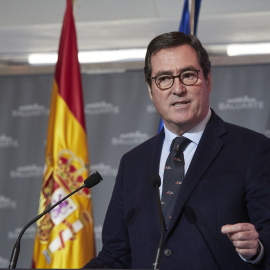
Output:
[155, 70, 199, 89]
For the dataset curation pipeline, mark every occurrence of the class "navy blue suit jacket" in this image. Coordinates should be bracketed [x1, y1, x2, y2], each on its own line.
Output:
[84, 111, 270, 269]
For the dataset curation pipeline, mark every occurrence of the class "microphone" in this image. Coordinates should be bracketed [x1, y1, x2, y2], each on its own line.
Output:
[184, 205, 222, 270]
[8, 171, 103, 269]
[151, 173, 165, 269]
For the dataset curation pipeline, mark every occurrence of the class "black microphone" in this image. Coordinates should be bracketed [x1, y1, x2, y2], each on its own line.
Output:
[151, 173, 165, 269]
[184, 205, 222, 270]
[8, 171, 103, 269]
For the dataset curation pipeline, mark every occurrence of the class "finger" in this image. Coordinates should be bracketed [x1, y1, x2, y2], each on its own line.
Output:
[227, 230, 259, 241]
[221, 223, 255, 234]
[233, 239, 259, 259]
[231, 239, 258, 250]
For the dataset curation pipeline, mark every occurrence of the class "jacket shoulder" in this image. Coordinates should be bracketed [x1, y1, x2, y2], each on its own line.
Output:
[123, 131, 163, 158]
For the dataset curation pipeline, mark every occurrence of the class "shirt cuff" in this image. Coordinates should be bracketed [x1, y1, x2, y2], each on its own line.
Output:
[239, 239, 264, 264]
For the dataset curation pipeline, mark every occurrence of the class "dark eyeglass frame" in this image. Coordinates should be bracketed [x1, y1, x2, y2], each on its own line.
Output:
[151, 69, 201, 90]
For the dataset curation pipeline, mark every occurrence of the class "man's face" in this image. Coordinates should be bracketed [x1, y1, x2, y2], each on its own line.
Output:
[148, 44, 211, 135]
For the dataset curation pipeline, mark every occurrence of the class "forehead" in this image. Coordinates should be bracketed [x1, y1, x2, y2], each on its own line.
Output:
[151, 45, 200, 73]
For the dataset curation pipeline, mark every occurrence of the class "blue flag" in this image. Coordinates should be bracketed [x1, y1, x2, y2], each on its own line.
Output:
[179, 0, 201, 35]
[179, 0, 191, 34]
[158, 0, 201, 133]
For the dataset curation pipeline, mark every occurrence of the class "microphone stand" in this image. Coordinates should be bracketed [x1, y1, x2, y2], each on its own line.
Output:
[9, 171, 102, 269]
[151, 174, 165, 269]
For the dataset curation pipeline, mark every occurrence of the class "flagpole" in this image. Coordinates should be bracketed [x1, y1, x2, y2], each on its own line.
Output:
[189, 0, 195, 35]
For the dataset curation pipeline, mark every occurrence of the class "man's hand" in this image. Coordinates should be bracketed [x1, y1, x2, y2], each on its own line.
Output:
[221, 223, 259, 259]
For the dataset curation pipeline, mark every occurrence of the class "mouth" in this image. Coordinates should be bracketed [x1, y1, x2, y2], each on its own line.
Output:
[172, 101, 190, 107]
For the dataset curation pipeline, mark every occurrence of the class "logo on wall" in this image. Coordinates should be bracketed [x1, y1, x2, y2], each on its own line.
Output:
[0, 195, 16, 209]
[10, 164, 43, 179]
[8, 225, 36, 240]
[0, 134, 18, 148]
[12, 103, 49, 117]
[85, 101, 119, 115]
[91, 163, 117, 177]
[218, 95, 264, 111]
[111, 131, 150, 146]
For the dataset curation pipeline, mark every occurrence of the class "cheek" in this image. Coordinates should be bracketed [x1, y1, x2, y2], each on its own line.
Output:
[156, 93, 168, 107]
[151, 88, 163, 102]
[152, 94, 168, 113]
[194, 88, 209, 104]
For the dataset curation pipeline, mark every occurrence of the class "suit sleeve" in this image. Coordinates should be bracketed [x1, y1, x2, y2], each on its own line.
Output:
[245, 134, 270, 267]
[83, 155, 132, 269]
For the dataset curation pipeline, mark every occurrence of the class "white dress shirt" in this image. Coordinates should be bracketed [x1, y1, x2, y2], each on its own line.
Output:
[159, 108, 211, 196]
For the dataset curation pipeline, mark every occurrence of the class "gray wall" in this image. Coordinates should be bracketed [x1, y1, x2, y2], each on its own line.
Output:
[0, 63, 270, 268]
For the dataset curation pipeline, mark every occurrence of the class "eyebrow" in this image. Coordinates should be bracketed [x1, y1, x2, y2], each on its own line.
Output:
[153, 65, 199, 77]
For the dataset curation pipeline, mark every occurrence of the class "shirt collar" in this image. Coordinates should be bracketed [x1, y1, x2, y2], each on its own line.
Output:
[163, 108, 211, 149]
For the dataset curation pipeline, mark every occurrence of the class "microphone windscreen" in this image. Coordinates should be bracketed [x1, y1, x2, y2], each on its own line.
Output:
[151, 173, 161, 187]
[84, 171, 103, 188]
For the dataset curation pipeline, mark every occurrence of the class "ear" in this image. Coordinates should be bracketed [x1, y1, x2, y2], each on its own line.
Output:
[147, 83, 153, 100]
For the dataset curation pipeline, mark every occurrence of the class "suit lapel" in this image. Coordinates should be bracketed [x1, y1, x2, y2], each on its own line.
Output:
[143, 129, 164, 232]
[167, 111, 227, 234]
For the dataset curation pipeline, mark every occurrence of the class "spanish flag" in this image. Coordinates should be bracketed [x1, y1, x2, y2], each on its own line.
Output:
[32, 0, 95, 268]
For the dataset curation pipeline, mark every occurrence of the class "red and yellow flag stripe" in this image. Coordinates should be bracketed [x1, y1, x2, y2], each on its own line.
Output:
[32, 0, 95, 268]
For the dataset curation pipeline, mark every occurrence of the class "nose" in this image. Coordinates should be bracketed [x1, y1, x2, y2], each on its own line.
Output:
[172, 76, 186, 95]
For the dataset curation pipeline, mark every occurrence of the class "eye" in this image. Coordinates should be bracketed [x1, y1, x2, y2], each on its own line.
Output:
[156, 75, 172, 83]
[181, 71, 197, 80]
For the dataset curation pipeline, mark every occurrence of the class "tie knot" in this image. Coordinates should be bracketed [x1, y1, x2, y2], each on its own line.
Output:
[170, 136, 191, 152]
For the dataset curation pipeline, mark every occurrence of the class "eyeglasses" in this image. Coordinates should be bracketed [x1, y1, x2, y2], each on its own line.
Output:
[151, 69, 200, 90]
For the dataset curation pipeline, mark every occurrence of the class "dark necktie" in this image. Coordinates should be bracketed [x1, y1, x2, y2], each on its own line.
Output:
[161, 136, 191, 228]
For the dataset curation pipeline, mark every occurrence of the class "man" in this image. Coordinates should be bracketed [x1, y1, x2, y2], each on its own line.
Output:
[84, 32, 270, 269]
